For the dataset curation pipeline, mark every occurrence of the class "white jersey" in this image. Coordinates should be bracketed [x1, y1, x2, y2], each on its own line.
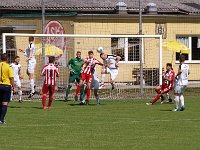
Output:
[11, 63, 21, 81]
[103, 55, 118, 69]
[25, 43, 37, 58]
[177, 63, 189, 86]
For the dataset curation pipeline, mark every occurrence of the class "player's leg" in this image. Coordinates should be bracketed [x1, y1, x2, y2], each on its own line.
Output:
[166, 93, 172, 103]
[173, 85, 181, 111]
[75, 73, 85, 101]
[16, 80, 22, 103]
[47, 86, 55, 109]
[179, 86, 187, 111]
[99, 67, 106, 89]
[27, 59, 36, 98]
[41, 84, 48, 109]
[76, 75, 85, 102]
[93, 80, 100, 105]
[85, 75, 92, 105]
[65, 74, 76, 101]
[146, 85, 162, 105]
[110, 69, 118, 90]
[0, 85, 12, 124]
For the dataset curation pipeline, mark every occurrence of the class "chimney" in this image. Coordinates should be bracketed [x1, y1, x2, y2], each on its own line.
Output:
[145, 3, 158, 14]
[116, 2, 127, 14]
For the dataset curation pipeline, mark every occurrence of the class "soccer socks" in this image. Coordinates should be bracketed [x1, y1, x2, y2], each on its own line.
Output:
[174, 96, 179, 109]
[42, 95, 47, 108]
[86, 88, 91, 101]
[151, 94, 162, 104]
[79, 85, 85, 101]
[101, 74, 105, 83]
[75, 85, 81, 96]
[30, 79, 35, 93]
[48, 97, 53, 108]
[180, 95, 185, 107]
[18, 90, 22, 101]
[0, 105, 7, 122]
[66, 85, 72, 97]
[96, 96, 100, 104]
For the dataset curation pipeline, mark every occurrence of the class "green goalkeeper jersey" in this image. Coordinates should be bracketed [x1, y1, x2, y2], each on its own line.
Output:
[67, 57, 84, 75]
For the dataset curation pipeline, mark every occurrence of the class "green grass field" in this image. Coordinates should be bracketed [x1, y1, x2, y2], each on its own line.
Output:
[0, 98, 200, 150]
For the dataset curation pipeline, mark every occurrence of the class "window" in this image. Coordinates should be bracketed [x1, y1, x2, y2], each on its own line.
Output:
[111, 37, 142, 63]
[176, 36, 200, 63]
[0, 30, 16, 63]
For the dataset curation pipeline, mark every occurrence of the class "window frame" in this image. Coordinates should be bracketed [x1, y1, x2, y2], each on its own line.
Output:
[111, 37, 144, 64]
[176, 36, 200, 64]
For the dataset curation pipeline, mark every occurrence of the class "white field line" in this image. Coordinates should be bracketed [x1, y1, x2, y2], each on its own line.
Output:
[1, 118, 200, 128]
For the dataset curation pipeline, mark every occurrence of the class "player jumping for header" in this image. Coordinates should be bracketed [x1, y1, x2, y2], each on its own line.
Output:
[99, 52, 121, 90]
[75, 51, 103, 105]
[146, 63, 175, 105]
[19, 37, 37, 98]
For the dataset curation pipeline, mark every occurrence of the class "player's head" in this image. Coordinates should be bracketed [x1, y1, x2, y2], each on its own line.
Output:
[76, 51, 81, 59]
[49, 56, 55, 63]
[88, 51, 94, 58]
[100, 53, 107, 60]
[166, 63, 172, 71]
[1, 53, 8, 62]
[29, 36, 34, 43]
[14, 56, 20, 64]
[179, 54, 185, 63]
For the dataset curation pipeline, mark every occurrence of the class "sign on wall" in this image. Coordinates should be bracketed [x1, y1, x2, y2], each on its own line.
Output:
[44, 21, 67, 66]
[155, 23, 167, 39]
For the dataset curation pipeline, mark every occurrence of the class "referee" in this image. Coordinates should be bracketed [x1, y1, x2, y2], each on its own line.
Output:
[0, 53, 15, 124]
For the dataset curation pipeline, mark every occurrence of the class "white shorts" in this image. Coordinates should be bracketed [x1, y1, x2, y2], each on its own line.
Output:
[174, 85, 187, 94]
[27, 58, 36, 74]
[91, 78, 99, 90]
[105, 68, 119, 81]
[14, 80, 21, 88]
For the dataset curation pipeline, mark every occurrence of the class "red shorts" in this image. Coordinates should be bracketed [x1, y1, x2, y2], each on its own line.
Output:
[42, 84, 55, 95]
[80, 72, 92, 83]
[159, 84, 172, 93]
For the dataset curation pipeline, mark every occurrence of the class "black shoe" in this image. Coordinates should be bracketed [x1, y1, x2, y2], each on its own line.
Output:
[28, 92, 35, 98]
[64, 96, 68, 102]
[111, 84, 115, 90]
[79, 101, 86, 105]
[19, 100, 23, 103]
[167, 98, 173, 103]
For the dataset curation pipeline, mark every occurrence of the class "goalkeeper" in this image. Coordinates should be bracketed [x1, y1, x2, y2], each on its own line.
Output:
[65, 51, 84, 101]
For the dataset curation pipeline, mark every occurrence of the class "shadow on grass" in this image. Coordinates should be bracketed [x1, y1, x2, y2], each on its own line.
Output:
[160, 109, 172, 111]
[69, 103, 103, 106]
[8, 106, 22, 109]
[31, 106, 44, 109]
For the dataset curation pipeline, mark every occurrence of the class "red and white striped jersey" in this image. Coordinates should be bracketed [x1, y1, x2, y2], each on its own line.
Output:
[163, 70, 175, 88]
[83, 57, 101, 75]
[41, 63, 59, 86]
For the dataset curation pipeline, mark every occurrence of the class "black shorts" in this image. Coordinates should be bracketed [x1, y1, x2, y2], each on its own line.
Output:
[0, 84, 12, 102]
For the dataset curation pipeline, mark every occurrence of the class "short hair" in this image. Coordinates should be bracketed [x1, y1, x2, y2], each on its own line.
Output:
[1, 53, 8, 61]
[49, 56, 55, 63]
[76, 51, 81, 54]
[179, 54, 185, 62]
[88, 50, 93, 55]
[29, 36, 34, 42]
[100, 53, 104, 57]
[14, 56, 20, 59]
[166, 63, 172, 68]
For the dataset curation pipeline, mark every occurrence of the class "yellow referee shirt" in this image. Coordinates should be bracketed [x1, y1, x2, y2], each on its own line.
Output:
[0, 62, 14, 85]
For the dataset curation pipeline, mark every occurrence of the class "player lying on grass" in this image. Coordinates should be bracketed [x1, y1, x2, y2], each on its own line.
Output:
[65, 51, 85, 101]
[75, 51, 103, 105]
[173, 55, 189, 111]
[146, 63, 175, 105]
[40, 56, 59, 110]
[10, 56, 23, 103]
[19, 37, 37, 98]
[99, 52, 121, 90]
[80, 68, 100, 105]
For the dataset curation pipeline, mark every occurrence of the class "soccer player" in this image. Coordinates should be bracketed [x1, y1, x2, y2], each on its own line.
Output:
[40, 56, 59, 110]
[80, 68, 100, 105]
[0, 53, 15, 124]
[173, 55, 189, 111]
[75, 51, 103, 105]
[19, 37, 37, 98]
[11, 56, 23, 103]
[65, 51, 84, 101]
[146, 63, 175, 105]
[99, 53, 121, 90]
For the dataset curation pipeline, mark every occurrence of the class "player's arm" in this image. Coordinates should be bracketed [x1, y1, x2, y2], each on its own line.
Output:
[40, 66, 46, 76]
[95, 59, 103, 66]
[9, 66, 15, 92]
[175, 65, 182, 78]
